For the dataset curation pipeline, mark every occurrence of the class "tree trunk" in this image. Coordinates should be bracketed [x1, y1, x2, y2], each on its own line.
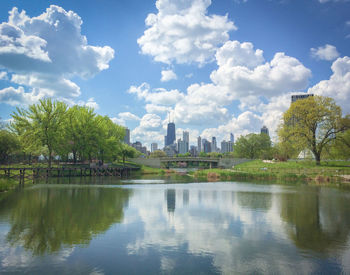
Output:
[48, 148, 52, 168]
[73, 151, 77, 164]
[315, 152, 321, 166]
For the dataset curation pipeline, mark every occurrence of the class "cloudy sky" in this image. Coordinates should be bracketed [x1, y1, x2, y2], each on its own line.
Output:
[0, 0, 350, 148]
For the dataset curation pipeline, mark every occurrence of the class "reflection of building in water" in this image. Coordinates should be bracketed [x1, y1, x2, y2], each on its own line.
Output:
[183, 190, 189, 206]
[166, 189, 176, 213]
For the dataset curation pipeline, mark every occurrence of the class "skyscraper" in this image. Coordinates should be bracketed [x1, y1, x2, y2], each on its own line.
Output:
[165, 122, 176, 146]
[212, 137, 217, 152]
[123, 127, 130, 145]
[183, 131, 189, 153]
[197, 136, 202, 152]
[151, 143, 158, 152]
[261, 125, 269, 136]
[230, 133, 234, 143]
[202, 139, 211, 153]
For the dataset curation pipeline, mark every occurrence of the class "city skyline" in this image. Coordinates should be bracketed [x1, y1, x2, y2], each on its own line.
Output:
[0, 0, 350, 148]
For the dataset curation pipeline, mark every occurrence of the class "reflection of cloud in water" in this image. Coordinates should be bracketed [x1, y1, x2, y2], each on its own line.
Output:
[124, 183, 350, 274]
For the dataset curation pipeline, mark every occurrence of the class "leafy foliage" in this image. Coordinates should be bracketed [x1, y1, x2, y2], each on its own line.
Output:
[233, 133, 272, 159]
[279, 96, 350, 164]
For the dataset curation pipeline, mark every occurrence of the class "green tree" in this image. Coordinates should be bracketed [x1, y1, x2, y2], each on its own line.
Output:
[279, 96, 350, 165]
[120, 144, 139, 166]
[10, 99, 67, 167]
[233, 133, 272, 159]
[60, 106, 98, 163]
[95, 115, 125, 163]
[0, 130, 21, 164]
[149, 150, 167, 158]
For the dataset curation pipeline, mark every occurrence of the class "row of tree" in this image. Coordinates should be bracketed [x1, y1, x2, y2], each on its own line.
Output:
[0, 99, 138, 167]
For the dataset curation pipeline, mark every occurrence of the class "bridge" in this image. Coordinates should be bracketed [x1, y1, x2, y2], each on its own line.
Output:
[130, 157, 251, 169]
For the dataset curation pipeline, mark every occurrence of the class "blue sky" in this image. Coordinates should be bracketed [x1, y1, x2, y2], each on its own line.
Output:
[0, 0, 350, 148]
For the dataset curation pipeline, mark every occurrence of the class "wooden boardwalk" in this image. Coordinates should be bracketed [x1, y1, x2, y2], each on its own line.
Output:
[0, 166, 139, 183]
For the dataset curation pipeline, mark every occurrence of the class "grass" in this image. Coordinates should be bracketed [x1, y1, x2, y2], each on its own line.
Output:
[139, 165, 175, 175]
[194, 159, 350, 184]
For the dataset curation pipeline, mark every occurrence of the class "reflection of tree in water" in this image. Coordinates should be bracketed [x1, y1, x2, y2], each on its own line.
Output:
[279, 186, 350, 253]
[237, 192, 272, 211]
[5, 187, 131, 255]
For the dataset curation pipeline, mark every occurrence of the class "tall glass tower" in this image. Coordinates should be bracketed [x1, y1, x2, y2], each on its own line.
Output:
[165, 122, 176, 146]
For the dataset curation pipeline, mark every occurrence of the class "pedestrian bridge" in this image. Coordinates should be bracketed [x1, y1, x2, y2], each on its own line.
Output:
[130, 157, 251, 169]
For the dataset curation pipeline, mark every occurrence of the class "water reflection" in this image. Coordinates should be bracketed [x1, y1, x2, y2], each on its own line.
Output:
[0, 181, 349, 274]
[1, 186, 131, 255]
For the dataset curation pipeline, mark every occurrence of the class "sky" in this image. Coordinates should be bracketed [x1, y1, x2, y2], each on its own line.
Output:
[0, 0, 350, 149]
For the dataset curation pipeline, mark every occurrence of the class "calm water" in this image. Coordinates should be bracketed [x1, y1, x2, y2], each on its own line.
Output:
[0, 177, 350, 274]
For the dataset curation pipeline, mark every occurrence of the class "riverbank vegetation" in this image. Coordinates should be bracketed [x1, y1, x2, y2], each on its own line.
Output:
[193, 160, 350, 184]
[1, 99, 139, 167]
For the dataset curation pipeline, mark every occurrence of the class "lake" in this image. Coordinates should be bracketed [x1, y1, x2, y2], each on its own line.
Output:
[0, 176, 350, 274]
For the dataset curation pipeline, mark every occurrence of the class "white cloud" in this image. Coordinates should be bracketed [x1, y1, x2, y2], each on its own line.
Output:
[145, 104, 172, 114]
[84, 98, 99, 110]
[0, 86, 41, 106]
[132, 114, 165, 146]
[128, 83, 185, 105]
[0, 72, 7, 80]
[0, 6, 114, 106]
[310, 44, 340, 61]
[211, 41, 311, 99]
[118, 112, 141, 121]
[161, 69, 177, 82]
[308, 56, 350, 114]
[137, 0, 236, 66]
[319, 0, 349, 3]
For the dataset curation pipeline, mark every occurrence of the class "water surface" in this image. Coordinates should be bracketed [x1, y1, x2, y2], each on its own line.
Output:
[0, 178, 350, 274]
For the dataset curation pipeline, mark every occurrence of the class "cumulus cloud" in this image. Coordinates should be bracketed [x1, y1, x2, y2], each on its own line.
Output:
[132, 114, 165, 146]
[137, 0, 236, 66]
[211, 41, 311, 99]
[0, 5, 114, 106]
[161, 69, 177, 82]
[0, 72, 7, 80]
[0, 86, 41, 106]
[308, 56, 350, 114]
[310, 44, 340, 61]
[128, 82, 185, 105]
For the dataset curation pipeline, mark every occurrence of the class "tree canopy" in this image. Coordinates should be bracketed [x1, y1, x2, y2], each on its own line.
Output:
[8, 98, 127, 166]
[233, 133, 272, 159]
[278, 95, 350, 165]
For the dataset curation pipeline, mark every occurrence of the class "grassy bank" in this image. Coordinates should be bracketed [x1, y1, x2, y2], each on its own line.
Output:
[194, 160, 350, 184]
[139, 165, 175, 175]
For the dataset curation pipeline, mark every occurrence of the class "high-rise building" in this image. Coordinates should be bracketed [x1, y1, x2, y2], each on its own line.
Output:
[230, 133, 234, 143]
[123, 127, 130, 145]
[261, 125, 269, 136]
[221, 140, 234, 153]
[190, 145, 198, 157]
[151, 143, 158, 152]
[202, 139, 211, 153]
[291, 94, 313, 103]
[165, 122, 176, 146]
[211, 137, 217, 152]
[132, 141, 147, 155]
[197, 136, 202, 152]
[183, 131, 189, 153]
[178, 139, 187, 154]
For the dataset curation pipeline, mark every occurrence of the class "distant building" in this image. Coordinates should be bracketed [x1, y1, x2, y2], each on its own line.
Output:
[190, 145, 198, 157]
[183, 131, 189, 153]
[165, 122, 176, 146]
[123, 128, 130, 145]
[221, 140, 234, 153]
[202, 139, 211, 153]
[178, 139, 187, 154]
[211, 137, 217, 152]
[291, 94, 314, 104]
[151, 143, 158, 152]
[164, 144, 177, 157]
[132, 141, 147, 155]
[261, 125, 269, 136]
[197, 136, 202, 152]
[230, 133, 234, 143]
